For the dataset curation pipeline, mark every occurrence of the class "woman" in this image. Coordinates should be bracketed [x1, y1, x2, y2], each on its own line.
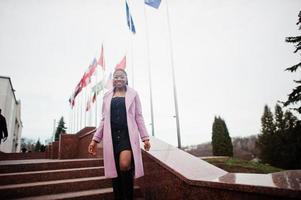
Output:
[88, 69, 151, 200]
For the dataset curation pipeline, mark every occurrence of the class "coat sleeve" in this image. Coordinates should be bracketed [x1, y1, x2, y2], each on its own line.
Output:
[134, 93, 149, 141]
[92, 98, 105, 143]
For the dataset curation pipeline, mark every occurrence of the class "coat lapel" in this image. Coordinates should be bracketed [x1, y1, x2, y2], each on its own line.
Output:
[105, 87, 136, 112]
[125, 87, 136, 111]
[105, 89, 114, 114]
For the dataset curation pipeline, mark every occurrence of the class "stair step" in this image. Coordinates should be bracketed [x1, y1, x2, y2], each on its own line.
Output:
[0, 166, 104, 185]
[13, 188, 113, 200]
[0, 159, 103, 173]
[12, 187, 144, 200]
[0, 176, 111, 199]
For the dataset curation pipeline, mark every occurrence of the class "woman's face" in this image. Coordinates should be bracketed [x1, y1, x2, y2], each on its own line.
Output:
[113, 70, 127, 89]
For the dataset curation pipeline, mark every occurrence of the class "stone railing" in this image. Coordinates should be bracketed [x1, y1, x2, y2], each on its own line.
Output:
[47, 127, 102, 159]
[136, 136, 301, 200]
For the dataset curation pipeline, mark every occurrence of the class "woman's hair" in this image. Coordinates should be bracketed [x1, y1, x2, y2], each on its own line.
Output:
[113, 68, 128, 85]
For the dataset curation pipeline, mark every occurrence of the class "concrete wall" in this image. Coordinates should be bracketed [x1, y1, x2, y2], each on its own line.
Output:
[0, 77, 22, 153]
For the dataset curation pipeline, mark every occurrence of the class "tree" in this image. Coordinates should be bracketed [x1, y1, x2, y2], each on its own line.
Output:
[257, 104, 301, 169]
[282, 11, 301, 114]
[34, 139, 41, 152]
[211, 116, 233, 156]
[280, 110, 300, 169]
[40, 144, 46, 152]
[55, 117, 67, 141]
[275, 104, 285, 132]
[20, 137, 35, 152]
[257, 105, 276, 164]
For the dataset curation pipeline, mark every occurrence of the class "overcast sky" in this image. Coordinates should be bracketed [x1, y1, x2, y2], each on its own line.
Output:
[0, 0, 300, 146]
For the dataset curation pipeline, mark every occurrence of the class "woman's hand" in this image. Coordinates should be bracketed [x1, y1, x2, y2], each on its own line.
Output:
[88, 140, 97, 155]
[143, 140, 151, 151]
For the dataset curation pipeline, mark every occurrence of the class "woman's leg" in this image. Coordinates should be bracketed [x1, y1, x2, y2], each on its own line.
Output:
[119, 150, 132, 171]
[119, 150, 134, 200]
[112, 152, 123, 200]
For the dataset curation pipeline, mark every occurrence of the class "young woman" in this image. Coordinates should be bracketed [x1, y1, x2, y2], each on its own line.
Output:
[88, 69, 151, 200]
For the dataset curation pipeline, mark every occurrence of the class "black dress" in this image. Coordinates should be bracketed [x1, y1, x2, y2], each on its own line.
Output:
[110, 97, 132, 155]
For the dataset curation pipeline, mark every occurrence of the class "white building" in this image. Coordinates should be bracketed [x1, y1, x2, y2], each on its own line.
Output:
[0, 76, 22, 153]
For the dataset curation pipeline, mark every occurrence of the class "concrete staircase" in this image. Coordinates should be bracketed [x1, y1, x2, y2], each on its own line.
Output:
[0, 158, 144, 200]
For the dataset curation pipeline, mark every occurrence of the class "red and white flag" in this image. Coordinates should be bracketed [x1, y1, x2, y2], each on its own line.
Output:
[97, 44, 105, 70]
[105, 72, 113, 89]
[86, 98, 91, 112]
[115, 55, 126, 69]
[92, 92, 97, 104]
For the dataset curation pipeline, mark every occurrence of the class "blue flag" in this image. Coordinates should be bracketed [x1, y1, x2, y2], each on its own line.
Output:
[145, 0, 161, 9]
[125, 1, 136, 34]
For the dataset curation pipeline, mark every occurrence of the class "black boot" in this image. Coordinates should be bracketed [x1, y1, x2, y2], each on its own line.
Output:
[112, 177, 123, 200]
[120, 169, 134, 200]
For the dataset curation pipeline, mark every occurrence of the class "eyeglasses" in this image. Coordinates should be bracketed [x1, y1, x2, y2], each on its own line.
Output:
[113, 75, 126, 80]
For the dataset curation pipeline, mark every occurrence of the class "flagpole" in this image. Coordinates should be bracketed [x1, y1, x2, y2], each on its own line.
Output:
[95, 69, 98, 127]
[75, 99, 77, 133]
[73, 104, 75, 133]
[143, 4, 155, 137]
[165, 0, 182, 148]
[71, 106, 73, 133]
[71, 108, 73, 133]
[70, 105, 72, 133]
[89, 91, 91, 126]
[74, 99, 79, 133]
[80, 89, 83, 131]
[131, 35, 135, 88]
[69, 108, 71, 133]
[89, 93, 91, 126]
[129, 6, 134, 88]
[69, 106, 71, 133]
[126, 0, 135, 88]
[88, 80, 91, 126]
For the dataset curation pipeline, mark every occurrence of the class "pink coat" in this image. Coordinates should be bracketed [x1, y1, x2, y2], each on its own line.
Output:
[92, 86, 149, 179]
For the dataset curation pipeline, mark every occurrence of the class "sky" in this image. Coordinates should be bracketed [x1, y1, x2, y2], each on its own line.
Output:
[0, 0, 300, 147]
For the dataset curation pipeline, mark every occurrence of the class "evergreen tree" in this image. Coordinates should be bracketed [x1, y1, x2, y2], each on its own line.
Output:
[284, 110, 298, 130]
[34, 139, 41, 152]
[40, 144, 46, 152]
[257, 105, 276, 164]
[271, 104, 286, 166]
[55, 117, 67, 141]
[211, 116, 233, 156]
[282, 11, 301, 114]
[275, 104, 285, 132]
[280, 110, 300, 169]
[257, 105, 301, 169]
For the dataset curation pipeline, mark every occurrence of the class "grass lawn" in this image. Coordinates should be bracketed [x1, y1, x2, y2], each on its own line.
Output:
[202, 157, 283, 174]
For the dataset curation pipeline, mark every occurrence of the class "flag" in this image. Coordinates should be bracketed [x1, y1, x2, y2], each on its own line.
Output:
[69, 80, 82, 109]
[105, 72, 113, 89]
[81, 59, 97, 88]
[86, 98, 91, 112]
[91, 80, 104, 94]
[115, 56, 126, 69]
[125, 1, 136, 34]
[80, 72, 90, 88]
[87, 58, 97, 77]
[92, 92, 96, 103]
[145, 0, 161, 9]
[97, 44, 105, 70]
[73, 81, 82, 99]
[68, 96, 75, 109]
